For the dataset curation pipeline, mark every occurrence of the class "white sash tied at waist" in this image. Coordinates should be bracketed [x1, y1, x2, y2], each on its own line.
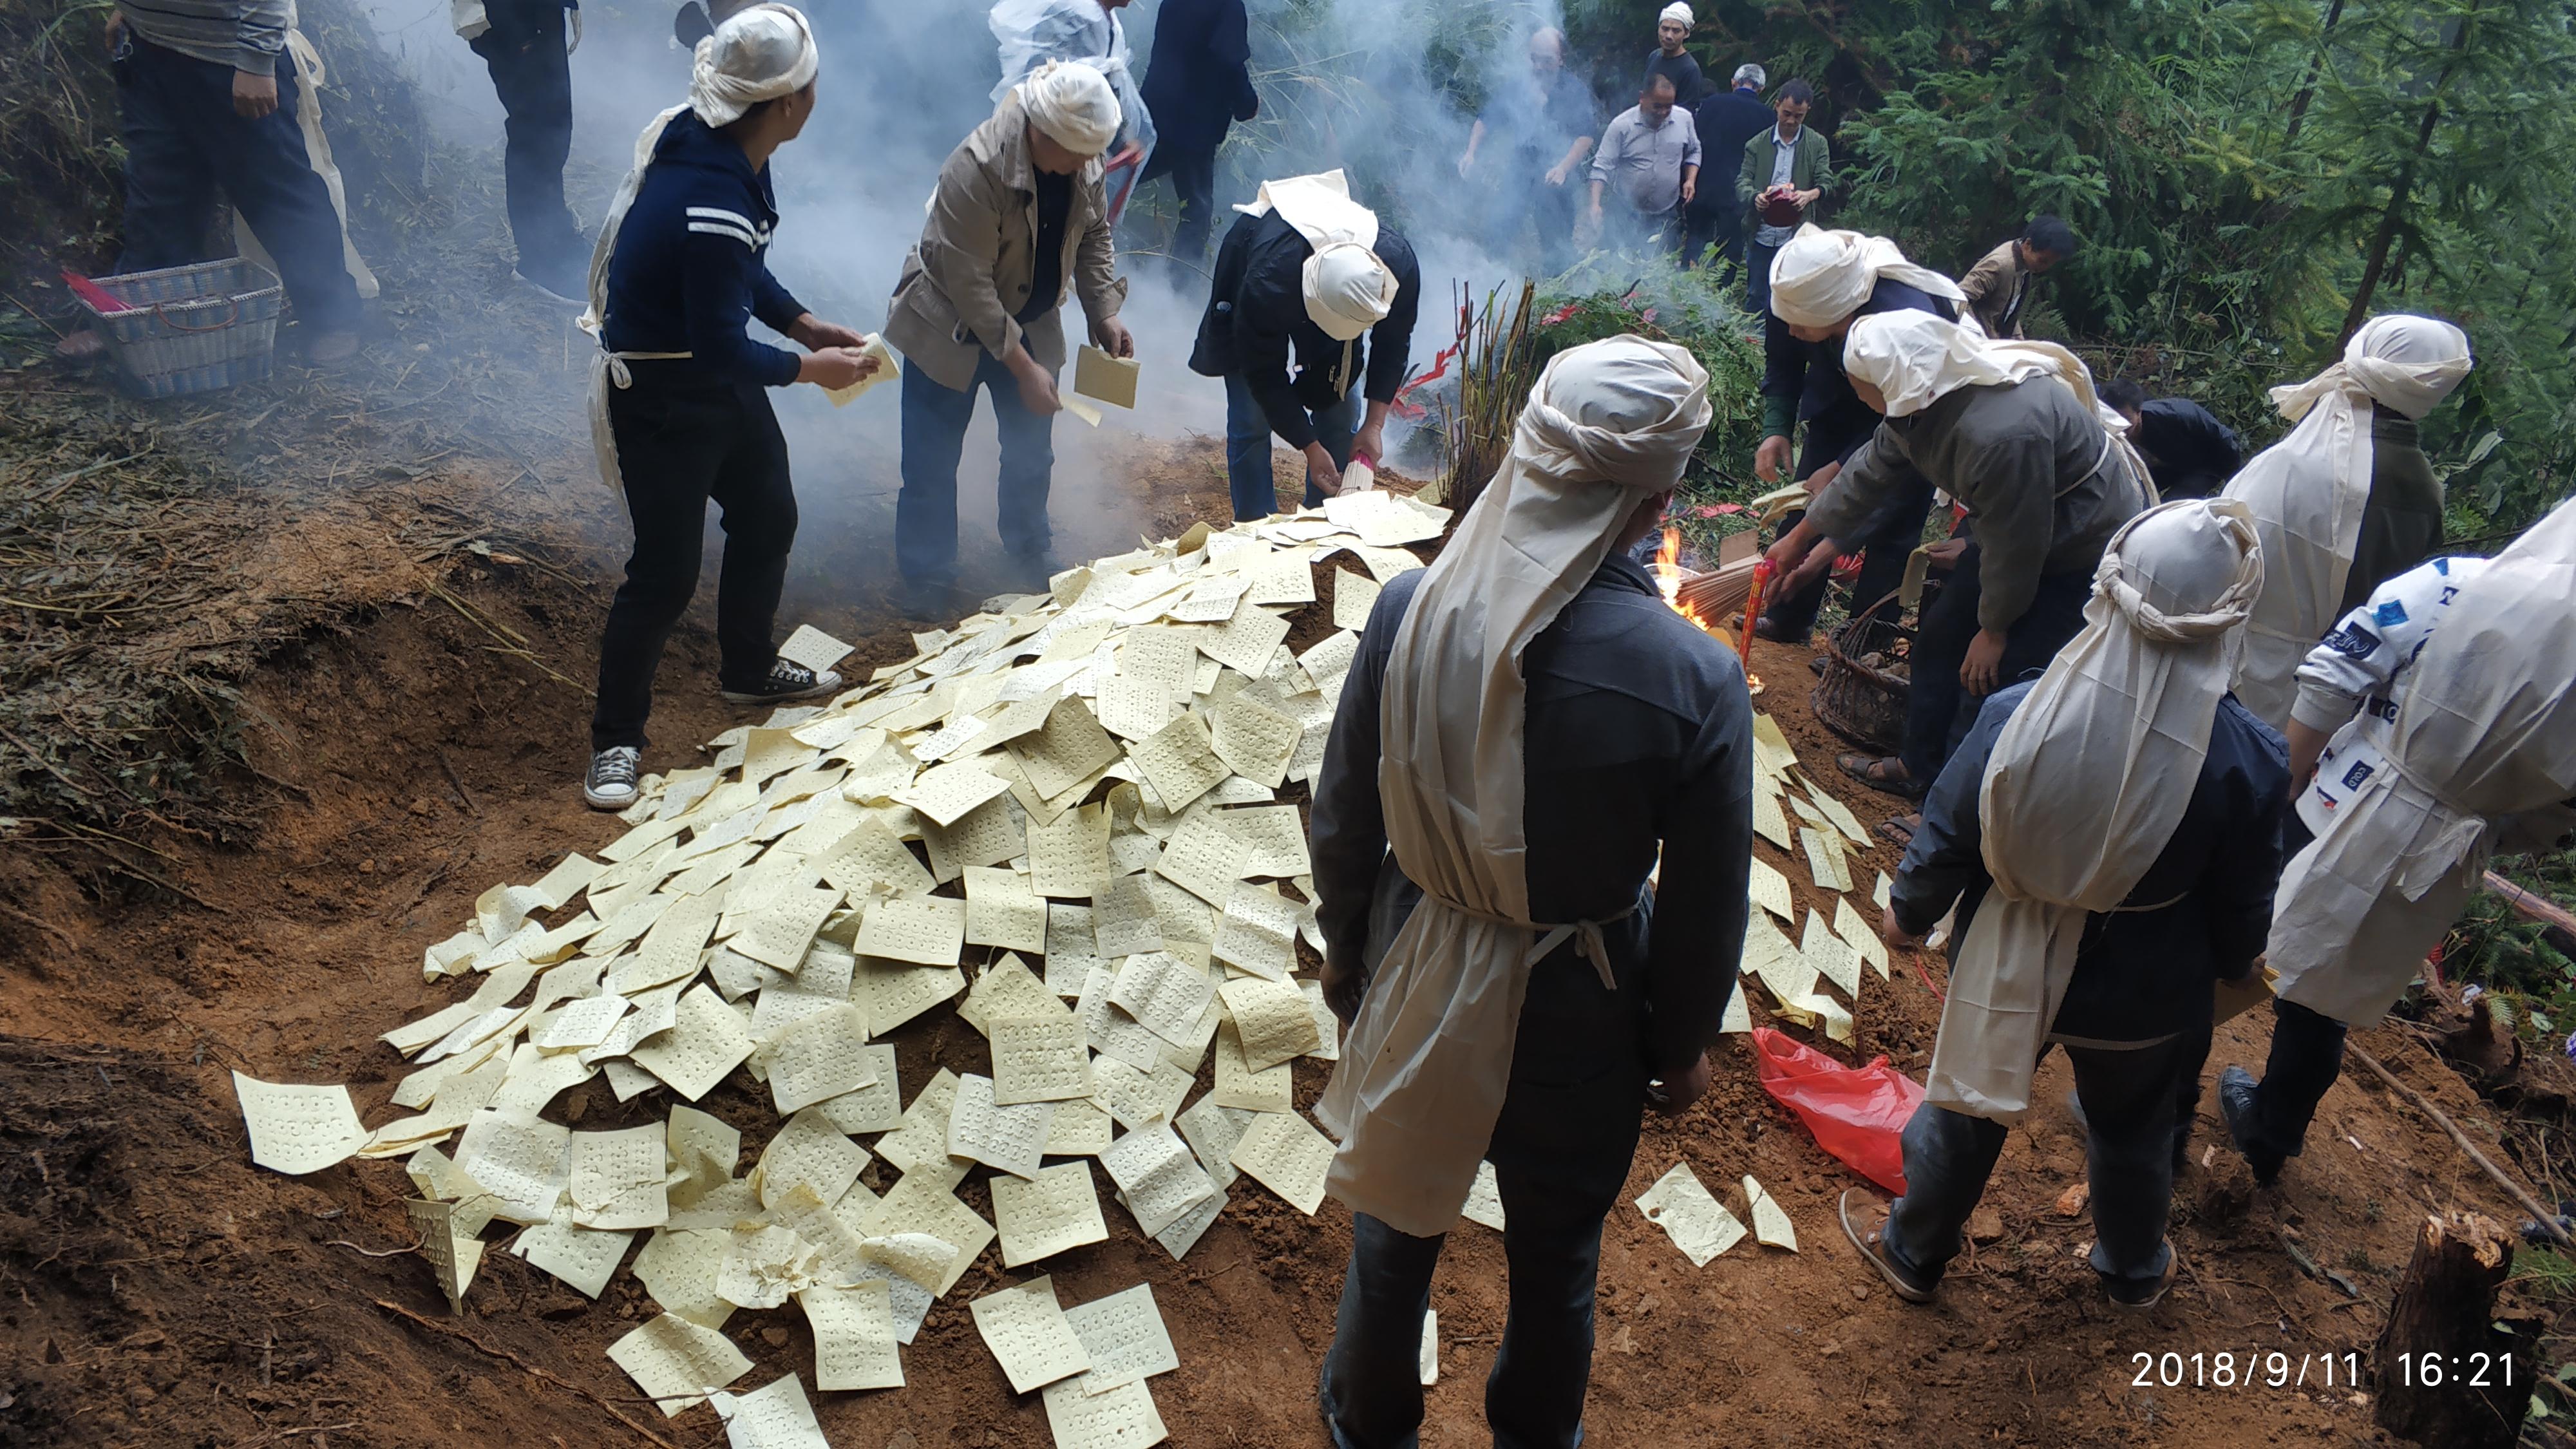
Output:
[585, 348, 695, 495]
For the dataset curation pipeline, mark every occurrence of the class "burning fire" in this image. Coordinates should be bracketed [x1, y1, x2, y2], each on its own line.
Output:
[1656, 525, 1718, 634]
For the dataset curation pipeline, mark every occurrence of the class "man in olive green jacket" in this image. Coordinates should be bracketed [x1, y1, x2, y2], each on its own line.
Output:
[887, 61, 1133, 613]
[1736, 78, 1832, 317]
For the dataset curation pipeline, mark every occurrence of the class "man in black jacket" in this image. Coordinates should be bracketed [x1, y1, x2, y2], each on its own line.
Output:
[2099, 378, 2244, 500]
[1309, 338, 1750, 1444]
[1682, 62, 1772, 273]
[1189, 180, 1419, 520]
[1136, 0, 1256, 265]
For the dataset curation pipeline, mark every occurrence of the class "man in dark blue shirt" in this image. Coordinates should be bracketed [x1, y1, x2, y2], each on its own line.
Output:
[1844, 504, 2286, 1312]
[582, 5, 876, 811]
[1135, 0, 1258, 265]
[2099, 379, 2245, 500]
[1682, 63, 1774, 274]
[1189, 184, 1419, 520]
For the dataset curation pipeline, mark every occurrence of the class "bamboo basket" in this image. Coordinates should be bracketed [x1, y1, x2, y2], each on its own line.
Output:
[78, 258, 283, 399]
[1810, 589, 1914, 754]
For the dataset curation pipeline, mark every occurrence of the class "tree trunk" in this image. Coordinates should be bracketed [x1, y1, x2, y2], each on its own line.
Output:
[2337, 0, 2483, 344]
[2370, 1212, 2541, 1449]
[2283, 0, 2348, 146]
[2337, 97, 2441, 345]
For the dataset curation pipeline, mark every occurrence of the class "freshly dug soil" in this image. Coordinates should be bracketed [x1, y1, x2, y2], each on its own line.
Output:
[0, 433, 2543, 1449]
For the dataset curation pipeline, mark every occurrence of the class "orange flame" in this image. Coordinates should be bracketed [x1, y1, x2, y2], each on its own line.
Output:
[1656, 524, 1720, 635]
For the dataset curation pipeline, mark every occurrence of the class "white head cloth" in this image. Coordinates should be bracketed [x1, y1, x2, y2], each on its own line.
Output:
[576, 4, 817, 492]
[1016, 58, 1121, 155]
[2271, 494, 2576, 1027]
[1235, 170, 1397, 378]
[1318, 336, 1712, 1235]
[689, 3, 817, 126]
[1926, 499, 2264, 1121]
[2222, 314, 2474, 728]
[1660, 3, 1694, 25]
[1844, 308, 2148, 482]
[1768, 224, 1967, 329]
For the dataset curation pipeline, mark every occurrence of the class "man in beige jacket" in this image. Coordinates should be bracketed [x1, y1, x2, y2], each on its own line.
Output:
[1958, 214, 2074, 339]
[887, 60, 1133, 614]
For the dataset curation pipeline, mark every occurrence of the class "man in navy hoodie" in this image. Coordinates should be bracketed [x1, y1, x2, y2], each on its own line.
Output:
[578, 4, 878, 810]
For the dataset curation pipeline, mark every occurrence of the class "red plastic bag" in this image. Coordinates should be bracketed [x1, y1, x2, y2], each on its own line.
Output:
[1750, 1027, 1926, 1195]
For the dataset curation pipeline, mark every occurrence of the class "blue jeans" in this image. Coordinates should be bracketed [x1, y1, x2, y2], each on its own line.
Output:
[1318, 956, 1648, 1449]
[897, 354, 1056, 582]
[1887, 1035, 2190, 1295]
[1225, 374, 1359, 522]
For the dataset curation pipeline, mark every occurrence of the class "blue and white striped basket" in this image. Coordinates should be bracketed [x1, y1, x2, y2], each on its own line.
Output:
[79, 258, 285, 399]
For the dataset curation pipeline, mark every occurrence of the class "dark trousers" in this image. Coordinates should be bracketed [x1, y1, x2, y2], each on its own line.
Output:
[2244, 999, 2349, 1162]
[1766, 433, 1937, 643]
[1488, 172, 1580, 277]
[1747, 237, 1782, 318]
[1138, 144, 1219, 265]
[2241, 814, 2345, 1161]
[469, 0, 584, 276]
[1224, 374, 1358, 522]
[1680, 205, 1739, 275]
[896, 354, 1055, 583]
[114, 33, 359, 332]
[1320, 960, 1649, 1449]
[1902, 545, 2094, 786]
[1888, 1035, 2190, 1295]
[1604, 204, 1684, 258]
[592, 373, 796, 750]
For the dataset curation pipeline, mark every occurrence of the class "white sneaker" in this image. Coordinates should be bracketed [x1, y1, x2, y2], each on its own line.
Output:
[584, 745, 642, 810]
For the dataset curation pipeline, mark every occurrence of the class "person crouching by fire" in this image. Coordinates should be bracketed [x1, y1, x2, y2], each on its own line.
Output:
[575, 3, 881, 811]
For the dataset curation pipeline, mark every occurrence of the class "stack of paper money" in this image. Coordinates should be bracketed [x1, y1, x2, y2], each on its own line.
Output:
[240, 491, 1452, 1445]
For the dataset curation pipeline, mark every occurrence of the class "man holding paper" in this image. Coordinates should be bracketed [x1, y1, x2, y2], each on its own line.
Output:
[1850, 501, 2285, 1311]
[1188, 170, 1421, 522]
[1309, 337, 1752, 1447]
[578, 5, 880, 811]
[887, 59, 1135, 615]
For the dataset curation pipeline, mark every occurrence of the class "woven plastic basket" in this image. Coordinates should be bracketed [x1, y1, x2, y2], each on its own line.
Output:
[1810, 589, 1915, 755]
[77, 258, 283, 399]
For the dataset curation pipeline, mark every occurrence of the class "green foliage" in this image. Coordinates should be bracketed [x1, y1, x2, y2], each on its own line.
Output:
[2443, 843, 2576, 1038]
[1312, 0, 2576, 536]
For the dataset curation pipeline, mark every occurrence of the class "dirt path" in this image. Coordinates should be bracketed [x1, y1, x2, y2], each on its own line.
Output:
[0, 432, 2541, 1449]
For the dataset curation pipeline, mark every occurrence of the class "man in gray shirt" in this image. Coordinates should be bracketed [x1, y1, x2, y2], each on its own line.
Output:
[1774, 310, 2148, 811]
[1588, 71, 1700, 256]
[86, 0, 363, 361]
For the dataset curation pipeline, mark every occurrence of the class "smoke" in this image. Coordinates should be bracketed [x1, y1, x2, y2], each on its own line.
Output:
[339, 0, 1593, 610]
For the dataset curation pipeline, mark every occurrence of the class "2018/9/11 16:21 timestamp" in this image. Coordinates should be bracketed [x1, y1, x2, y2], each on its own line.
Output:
[2129, 1352, 2517, 1388]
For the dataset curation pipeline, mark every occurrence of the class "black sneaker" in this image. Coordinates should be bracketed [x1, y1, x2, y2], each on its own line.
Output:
[584, 745, 642, 811]
[720, 658, 842, 705]
[2217, 1066, 2285, 1186]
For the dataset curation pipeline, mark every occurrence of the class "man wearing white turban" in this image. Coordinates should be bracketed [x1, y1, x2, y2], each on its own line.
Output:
[1774, 308, 2150, 826]
[886, 59, 1135, 614]
[987, 0, 1157, 221]
[576, 3, 880, 811]
[1189, 171, 1421, 521]
[2221, 314, 2474, 730]
[1308, 337, 1753, 1447]
[1747, 224, 1965, 654]
[1848, 500, 2286, 1311]
[2217, 500, 2576, 1185]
